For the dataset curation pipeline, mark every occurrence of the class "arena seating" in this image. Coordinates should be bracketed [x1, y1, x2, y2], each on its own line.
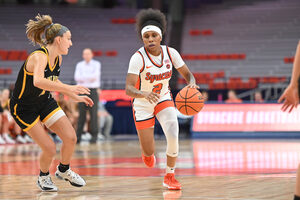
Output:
[0, 0, 299, 90]
[182, 0, 300, 89]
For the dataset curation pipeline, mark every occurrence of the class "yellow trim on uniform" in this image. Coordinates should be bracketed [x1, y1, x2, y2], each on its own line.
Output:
[14, 104, 29, 126]
[24, 50, 47, 75]
[18, 68, 27, 99]
[18, 50, 48, 99]
[42, 107, 61, 123]
[42, 47, 58, 72]
[23, 116, 40, 132]
[13, 103, 40, 131]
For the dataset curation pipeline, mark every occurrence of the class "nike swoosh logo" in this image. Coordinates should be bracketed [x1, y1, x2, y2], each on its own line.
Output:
[57, 68, 60, 72]
[146, 66, 152, 69]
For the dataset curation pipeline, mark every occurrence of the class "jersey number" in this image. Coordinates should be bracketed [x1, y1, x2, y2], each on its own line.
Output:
[152, 83, 163, 94]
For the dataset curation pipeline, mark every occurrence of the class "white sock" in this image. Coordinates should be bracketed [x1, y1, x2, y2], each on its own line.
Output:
[166, 166, 175, 174]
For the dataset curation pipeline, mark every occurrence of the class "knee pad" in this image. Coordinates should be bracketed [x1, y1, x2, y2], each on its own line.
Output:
[163, 119, 179, 157]
[156, 107, 179, 157]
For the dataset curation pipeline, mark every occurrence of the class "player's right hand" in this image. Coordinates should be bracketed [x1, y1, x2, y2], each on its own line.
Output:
[278, 84, 299, 112]
[69, 85, 90, 95]
[143, 91, 160, 104]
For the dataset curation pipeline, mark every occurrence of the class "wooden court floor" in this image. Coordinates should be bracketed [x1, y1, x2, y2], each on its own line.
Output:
[0, 139, 298, 200]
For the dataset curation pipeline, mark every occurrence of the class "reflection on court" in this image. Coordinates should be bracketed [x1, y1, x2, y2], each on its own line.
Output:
[0, 140, 297, 199]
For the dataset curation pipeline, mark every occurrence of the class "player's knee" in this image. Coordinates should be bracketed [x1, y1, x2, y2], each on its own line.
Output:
[62, 131, 77, 145]
[164, 121, 179, 140]
[44, 144, 56, 158]
[68, 134, 77, 145]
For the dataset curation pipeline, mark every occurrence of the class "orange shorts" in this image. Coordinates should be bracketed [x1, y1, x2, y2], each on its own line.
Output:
[132, 92, 174, 130]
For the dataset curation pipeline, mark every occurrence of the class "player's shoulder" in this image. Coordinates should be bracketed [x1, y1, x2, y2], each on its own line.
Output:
[131, 49, 144, 59]
[28, 50, 47, 62]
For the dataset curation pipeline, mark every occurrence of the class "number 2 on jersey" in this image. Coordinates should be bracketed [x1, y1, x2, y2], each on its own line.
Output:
[152, 83, 163, 94]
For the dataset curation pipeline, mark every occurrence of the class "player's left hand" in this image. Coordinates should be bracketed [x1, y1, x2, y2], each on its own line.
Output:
[278, 84, 299, 112]
[70, 95, 94, 107]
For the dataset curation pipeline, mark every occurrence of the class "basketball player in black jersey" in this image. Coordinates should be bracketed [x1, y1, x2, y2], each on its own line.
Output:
[278, 41, 300, 200]
[9, 14, 93, 192]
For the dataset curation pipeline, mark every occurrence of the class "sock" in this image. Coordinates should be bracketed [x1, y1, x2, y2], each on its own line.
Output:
[39, 170, 49, 177]
[58, 163, 70, 173]
[166, 166, 175, 174]
[294, 195, 300, 200]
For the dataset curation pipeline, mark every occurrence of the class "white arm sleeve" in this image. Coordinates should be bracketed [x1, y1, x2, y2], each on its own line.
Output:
[128, 52, 144, 75]
[168, 47, 185, 69]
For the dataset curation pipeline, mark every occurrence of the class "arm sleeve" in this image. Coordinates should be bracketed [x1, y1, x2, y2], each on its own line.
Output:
[127, 52, 144, 75]
[168, 47, 185, 69]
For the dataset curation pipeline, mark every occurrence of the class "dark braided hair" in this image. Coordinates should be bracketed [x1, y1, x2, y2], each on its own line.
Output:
[135, 8, 167, 40]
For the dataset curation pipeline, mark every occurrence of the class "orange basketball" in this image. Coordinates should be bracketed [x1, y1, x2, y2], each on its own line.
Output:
[175, 87, 204, 116]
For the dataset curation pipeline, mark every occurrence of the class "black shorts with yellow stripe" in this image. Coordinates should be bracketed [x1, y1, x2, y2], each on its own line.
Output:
[9, 97, 62, 132]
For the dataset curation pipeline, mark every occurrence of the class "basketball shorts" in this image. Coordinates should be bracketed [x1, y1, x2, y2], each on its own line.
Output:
[9, 97, 65, 131]
[132, 92, 175, 130]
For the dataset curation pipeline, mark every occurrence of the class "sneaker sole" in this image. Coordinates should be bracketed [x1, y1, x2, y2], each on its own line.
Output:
[163, 182, 182, 190]
[55, 173, 85, 187]
[37, 180, 58, 192]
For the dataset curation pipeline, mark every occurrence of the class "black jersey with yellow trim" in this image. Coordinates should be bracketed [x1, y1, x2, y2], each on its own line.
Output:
[12, 47, 60, 105]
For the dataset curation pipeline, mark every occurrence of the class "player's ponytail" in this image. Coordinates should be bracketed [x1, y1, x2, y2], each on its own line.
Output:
[26, 14, 66, 46]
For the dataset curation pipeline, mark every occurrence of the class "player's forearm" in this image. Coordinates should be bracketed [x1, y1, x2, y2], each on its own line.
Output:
[290, 42, 300, 87]
[125, 85, 145, 98]
[34, 77, 70, 93]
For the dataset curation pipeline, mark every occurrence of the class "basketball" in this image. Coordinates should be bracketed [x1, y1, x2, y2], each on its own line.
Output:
[175, 87, 204, 116]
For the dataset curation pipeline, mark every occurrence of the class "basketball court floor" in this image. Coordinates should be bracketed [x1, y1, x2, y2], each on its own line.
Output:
[0, 138, 298, 200]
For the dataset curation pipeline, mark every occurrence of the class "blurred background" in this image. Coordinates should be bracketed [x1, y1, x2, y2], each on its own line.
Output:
[0, 0, 300, 140]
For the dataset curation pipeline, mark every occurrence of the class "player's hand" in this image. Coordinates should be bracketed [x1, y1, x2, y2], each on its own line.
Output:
[278, 84, 299, 112]
[186, 83, 199, 89]
[143, 91, 160, 104]
[69, 85, 90, 95]
[71, 95, 94, 107]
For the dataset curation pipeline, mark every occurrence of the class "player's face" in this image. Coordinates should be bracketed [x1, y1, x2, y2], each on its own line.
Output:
[58, 31, 72, 55]
[142, 31, 162, 51]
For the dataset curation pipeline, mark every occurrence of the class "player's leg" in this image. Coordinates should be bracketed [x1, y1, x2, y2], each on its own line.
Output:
[48, 115, 86, 187]
[39, 98, 86, 187]
[26, 121, 58, 191]
[156, 106, 181, 190]
[133, 101, 157, 168]
[137, 127, 156, 168]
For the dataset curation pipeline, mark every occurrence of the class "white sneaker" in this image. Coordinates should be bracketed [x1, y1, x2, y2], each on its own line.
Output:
[55, 167, 86, 187]
[24, 135, 33, 143]
[37, 175, 58, 192]
[82, 132, 92, 141]
[3, 134, 15, 144]
[97, 133, 105, 141]
[16, 135, 27, 144]
[0, 135, 6, 145]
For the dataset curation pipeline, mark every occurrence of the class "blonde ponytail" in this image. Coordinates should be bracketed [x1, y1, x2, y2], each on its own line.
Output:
[26, 14, 63, 46]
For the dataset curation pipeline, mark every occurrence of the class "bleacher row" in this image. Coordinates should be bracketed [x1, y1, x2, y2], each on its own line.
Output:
[178, 71, 286, 90]
[0, 0, 299, 90]
[182, 0, 300, 85]
[0, 6, 140, 88]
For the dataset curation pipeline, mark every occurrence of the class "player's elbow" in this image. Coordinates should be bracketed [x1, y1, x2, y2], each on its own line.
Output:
[33, 77, 43, 88]
[125, 85, 132, 96]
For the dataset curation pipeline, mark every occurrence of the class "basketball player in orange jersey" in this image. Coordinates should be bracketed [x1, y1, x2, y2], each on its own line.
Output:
[278, 41, 300, 200]
[9, 14, 93, 192]
[125, 8, 198, 190]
